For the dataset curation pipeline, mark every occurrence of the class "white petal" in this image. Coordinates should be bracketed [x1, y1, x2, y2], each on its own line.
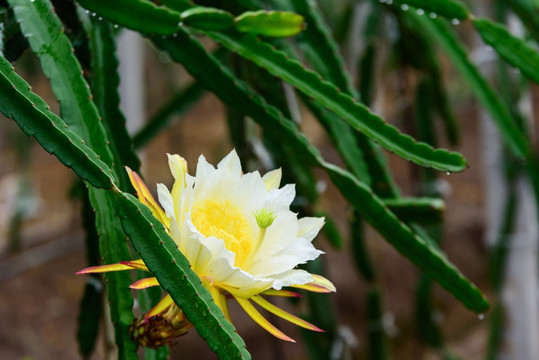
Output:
[157, 183, 174, 219]
[195, 154, 216, 182]
[217, 149, 242, 175]
[297, 217, 325, 242]
[248, 238, 322, 276]
[265, 184, 295, 211]
[271, 269, 313, 290]
[231, 171, 266, 213]
[262, 168, 281, 190]
[255, 212, 299, 258]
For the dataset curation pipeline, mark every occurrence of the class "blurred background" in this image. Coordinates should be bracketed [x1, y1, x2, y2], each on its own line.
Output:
[1, 0, 538, 359]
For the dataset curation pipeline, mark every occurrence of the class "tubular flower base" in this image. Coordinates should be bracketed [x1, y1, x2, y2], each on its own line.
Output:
[78, 150, 335, 347]
[129, 302, 193, 349]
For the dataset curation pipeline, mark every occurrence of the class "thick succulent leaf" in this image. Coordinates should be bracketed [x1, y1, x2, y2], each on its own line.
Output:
[153, 30, 489, 313]
[305, 99, 370, 182]
[383, 197, 445, 224]
[9, 1, 138, 356]
[392, 0, 470, 20]
[77, 277, 102, 356]
[160, 0, 192, 12]
[284, 0, 373, 183]
[473, 17, 539, 85]
[367, 287, 390, 359]
[506, 0, 539, 43]
[180, 7, 234, 31]
[117, 192, 251, 360]
[89, 189, 138, 360]
[0, 7, 29, 61]
[287, 0, 356, 95]
[8, 0, 114, 168]
[414, 15, 531, 160]
[205, 30, 467, 173]
[77, 0, 182, 35]
[153, 33, 324, 168]
[77, 191, 102, 357]
[325, 164, 489, 312]
[133, 81, 205, 149]
[88, 18, 141, 186]
[287, 0, 398, 197]
[350, 209, 375, 281]
[0, 56, 114, 189]
[235, 10, 305, 37]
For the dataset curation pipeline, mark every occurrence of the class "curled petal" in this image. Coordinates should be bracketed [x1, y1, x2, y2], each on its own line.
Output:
[261, 289, 301, 298]
[235, 297, 295, 342]
[291, 274, 336, 293]
[146, 294, 174, 320]
[119, 259, 149, 271]
[252, 295, 323, 332]
[130, 277, 160, 290]
[77, 263, 136, 274]
[126, 166, 169, 229]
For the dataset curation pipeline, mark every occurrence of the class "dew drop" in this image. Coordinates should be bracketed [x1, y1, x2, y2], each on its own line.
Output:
[451, 18, 460, 25]
[429, 12, 438, 18]
[400, 4, 409, 11]
[446, 171, 451, 176]
[178, 21, 183, 27]
[98, 17, 103, 21]
[478, 314, 485, 320]
[113, 24, 119, 29]
[416, 9, 425, 15]
[84, 9, 89, 14]
[91, 12, 96, 17]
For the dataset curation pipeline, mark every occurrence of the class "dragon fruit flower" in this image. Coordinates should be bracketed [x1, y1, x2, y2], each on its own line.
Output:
[78, 150, 335, 346]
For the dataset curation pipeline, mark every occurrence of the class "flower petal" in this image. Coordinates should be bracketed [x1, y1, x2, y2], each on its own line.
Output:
[217, 149, 242, 175]
[262, 168, 281, 190]
[265, 184, 295, 211]
[119, 259, 149, 271]
[235, 297, 295, 342]
[248, 239, 323, 277]
[126, 167, 169, 229]
[130, 277, 160, 290]
[76, 263, 134, 274]
[261, 289, 301, 298]
[168, 153, 188, 220]
[291, 274, 336, 293]
[146, 294, 174, 319]
[208, 286, 231, 322]
[157, 183, 175, 220]
[252, 295, 323, 332]
[270, 269, 314, 290]
[297, 216, 325, 242]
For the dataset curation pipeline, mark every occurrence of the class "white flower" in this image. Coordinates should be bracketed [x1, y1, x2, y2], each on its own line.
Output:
[79, 150, 335, 344]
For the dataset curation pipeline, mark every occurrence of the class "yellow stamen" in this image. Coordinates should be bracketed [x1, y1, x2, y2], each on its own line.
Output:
[191, 200, 254, 267]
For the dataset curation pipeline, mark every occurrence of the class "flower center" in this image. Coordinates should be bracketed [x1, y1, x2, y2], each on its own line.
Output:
[191, 200, 254, 267]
